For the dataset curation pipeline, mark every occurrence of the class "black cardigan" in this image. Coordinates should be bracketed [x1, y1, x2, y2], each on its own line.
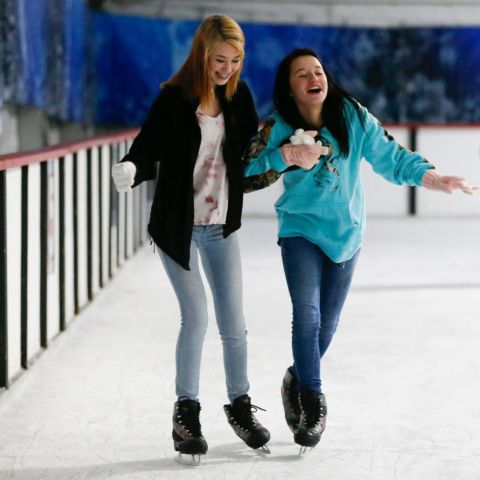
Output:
[121, 80, 259, 270]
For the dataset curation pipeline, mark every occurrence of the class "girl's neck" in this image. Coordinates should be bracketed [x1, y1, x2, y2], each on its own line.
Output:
[200, 95, 221, 117]
[298, 104, 323, 128]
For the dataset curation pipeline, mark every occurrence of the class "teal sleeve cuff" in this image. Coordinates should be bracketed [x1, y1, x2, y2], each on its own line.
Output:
[270, 148, 289, 172]
[414, 163, 435, 186]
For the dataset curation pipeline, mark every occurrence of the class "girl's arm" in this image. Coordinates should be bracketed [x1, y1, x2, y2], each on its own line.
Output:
[359, 106, 433, 186]
[360, 106, 477, 194]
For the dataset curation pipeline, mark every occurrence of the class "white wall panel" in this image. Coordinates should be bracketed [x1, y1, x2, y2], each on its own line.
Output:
[141, 186, 149, 244]
[243, 180, 283, 218]
[101, 145, 111, 284]
[64, 154, 75, 324]
[76, 150, 88, 309]
[47, 160, 60, 341]
[90, 148, 100, 296]
[117, 192, 125, 267]
[117, 142, 127, 265]
[27, 164, 41, 362]
[6, 167, 22, 381]
[126, 189, 134, 259]
[132, 187, 140, 251]
[417, 128, 480, 216]
[361, 127, 410, 217]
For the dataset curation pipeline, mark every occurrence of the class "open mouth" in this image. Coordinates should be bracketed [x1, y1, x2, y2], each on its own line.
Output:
[307, 87, 321, 94]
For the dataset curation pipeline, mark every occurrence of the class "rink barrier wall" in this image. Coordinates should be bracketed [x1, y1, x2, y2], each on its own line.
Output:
[0, 129, 149, 390]
[1, 123, 479, 392]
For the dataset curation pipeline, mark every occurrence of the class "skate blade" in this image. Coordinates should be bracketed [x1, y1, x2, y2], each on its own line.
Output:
[258, 445, 271, 454]
[174, 453, 203, 466]
[298, 445, 312, 457]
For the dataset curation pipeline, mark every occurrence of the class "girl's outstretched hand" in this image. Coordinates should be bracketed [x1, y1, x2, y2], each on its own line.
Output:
[422, 169, 479, 195]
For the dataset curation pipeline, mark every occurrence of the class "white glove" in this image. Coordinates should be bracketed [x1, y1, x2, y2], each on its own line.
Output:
[112, 161, 136, 193]
[422, 169, 478, 195]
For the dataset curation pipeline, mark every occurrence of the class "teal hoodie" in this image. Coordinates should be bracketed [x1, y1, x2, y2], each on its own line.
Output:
[243, 100, 433, 263]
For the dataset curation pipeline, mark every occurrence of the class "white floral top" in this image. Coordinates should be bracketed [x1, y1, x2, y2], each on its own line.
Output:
[193, 108, 228, 225]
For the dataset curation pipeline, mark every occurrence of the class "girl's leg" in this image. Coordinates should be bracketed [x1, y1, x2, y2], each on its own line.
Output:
[318, 250, 360, 358]
[280, 237, 323, 393]
[159, 232, 208, 401]
[199, 225, 249, 402]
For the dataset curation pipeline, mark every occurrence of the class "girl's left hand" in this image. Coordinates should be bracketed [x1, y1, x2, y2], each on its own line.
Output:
[422, 170, 479, 195]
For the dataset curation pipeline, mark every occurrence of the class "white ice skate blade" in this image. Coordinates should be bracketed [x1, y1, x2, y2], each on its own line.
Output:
[298, 446, 313, 457]
[174, 453, 203, 466]
[257, 445, 271, 454]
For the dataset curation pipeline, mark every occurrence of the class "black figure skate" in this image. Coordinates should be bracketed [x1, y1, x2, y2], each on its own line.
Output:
[224, 394, 271, 453]
[294, 391, 327, 456]
[281, 366, 301, 433]
[172, 397, 208, 465]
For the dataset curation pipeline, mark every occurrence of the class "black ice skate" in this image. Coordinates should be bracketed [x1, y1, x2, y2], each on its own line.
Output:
[224, 394, 271, 453]
[281, 366, 301, 433]
[294, 391, 327, 456]
[172, 397, 208, 465]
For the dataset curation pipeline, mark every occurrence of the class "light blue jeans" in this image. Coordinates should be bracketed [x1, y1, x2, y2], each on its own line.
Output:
[159, 225, 249, 403]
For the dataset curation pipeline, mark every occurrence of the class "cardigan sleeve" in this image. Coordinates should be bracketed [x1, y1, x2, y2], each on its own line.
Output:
[120, 88, 172, 187]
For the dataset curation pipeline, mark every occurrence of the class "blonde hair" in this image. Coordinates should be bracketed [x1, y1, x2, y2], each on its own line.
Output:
[162, 15, 245, 105]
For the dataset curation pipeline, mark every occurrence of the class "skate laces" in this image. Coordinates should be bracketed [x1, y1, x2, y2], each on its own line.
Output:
[287, 385, 301, 415]
[231, 396, 266, 429]
[177, 398, 202, 437]
[302, 395, 326, 428]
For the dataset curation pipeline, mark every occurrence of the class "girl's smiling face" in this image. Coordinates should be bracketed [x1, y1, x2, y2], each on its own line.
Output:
[208, 42, 242, 85]
[289, 55, 328, 108]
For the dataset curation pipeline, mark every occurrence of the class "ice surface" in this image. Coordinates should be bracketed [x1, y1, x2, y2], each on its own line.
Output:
[0, 217, 479, 480]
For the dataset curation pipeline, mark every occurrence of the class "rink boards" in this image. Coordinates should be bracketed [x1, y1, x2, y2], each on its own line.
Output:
[0, 132, 149, 389]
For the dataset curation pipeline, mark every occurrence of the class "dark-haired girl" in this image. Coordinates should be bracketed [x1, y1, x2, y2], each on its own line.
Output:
[243, 48, 476, 451]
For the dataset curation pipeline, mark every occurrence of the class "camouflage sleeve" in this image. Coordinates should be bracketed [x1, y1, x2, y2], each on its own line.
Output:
[242, 117, 283, 193]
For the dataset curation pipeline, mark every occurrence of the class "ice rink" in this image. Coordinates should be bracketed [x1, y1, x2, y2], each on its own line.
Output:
[0, 216, 479, 480]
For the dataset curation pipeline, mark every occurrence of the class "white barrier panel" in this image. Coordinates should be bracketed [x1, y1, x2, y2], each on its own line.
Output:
[27, 163, 41, 363]
[117, 142, 127, 267]
[243, 179, 284, 218]
[6, 167, 21, 382]
[417, 128, 480, 217]
[100, 145, 110, 285]
[64, 154, 75, 325]
[90, 147, 100, 297]
[141, 185, 149, 244]
[47, 159, 60, 341]
[76, 150, 88, 310]
[361, 127, 410, 217]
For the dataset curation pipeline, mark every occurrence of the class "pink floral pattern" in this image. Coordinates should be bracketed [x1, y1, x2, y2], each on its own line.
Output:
[193, 109, 228, 225]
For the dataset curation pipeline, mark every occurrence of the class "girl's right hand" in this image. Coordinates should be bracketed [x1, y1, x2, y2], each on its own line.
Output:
[112, 161, 136, 192]
[281, 143, 329, 170]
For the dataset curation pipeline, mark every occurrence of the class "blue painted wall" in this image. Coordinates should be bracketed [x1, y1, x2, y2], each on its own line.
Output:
[1, 3, 479, 126]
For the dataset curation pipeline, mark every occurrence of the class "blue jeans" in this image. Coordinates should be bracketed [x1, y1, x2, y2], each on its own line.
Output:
[159, 225, 249, 403]
[280, 236, 359, 393]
